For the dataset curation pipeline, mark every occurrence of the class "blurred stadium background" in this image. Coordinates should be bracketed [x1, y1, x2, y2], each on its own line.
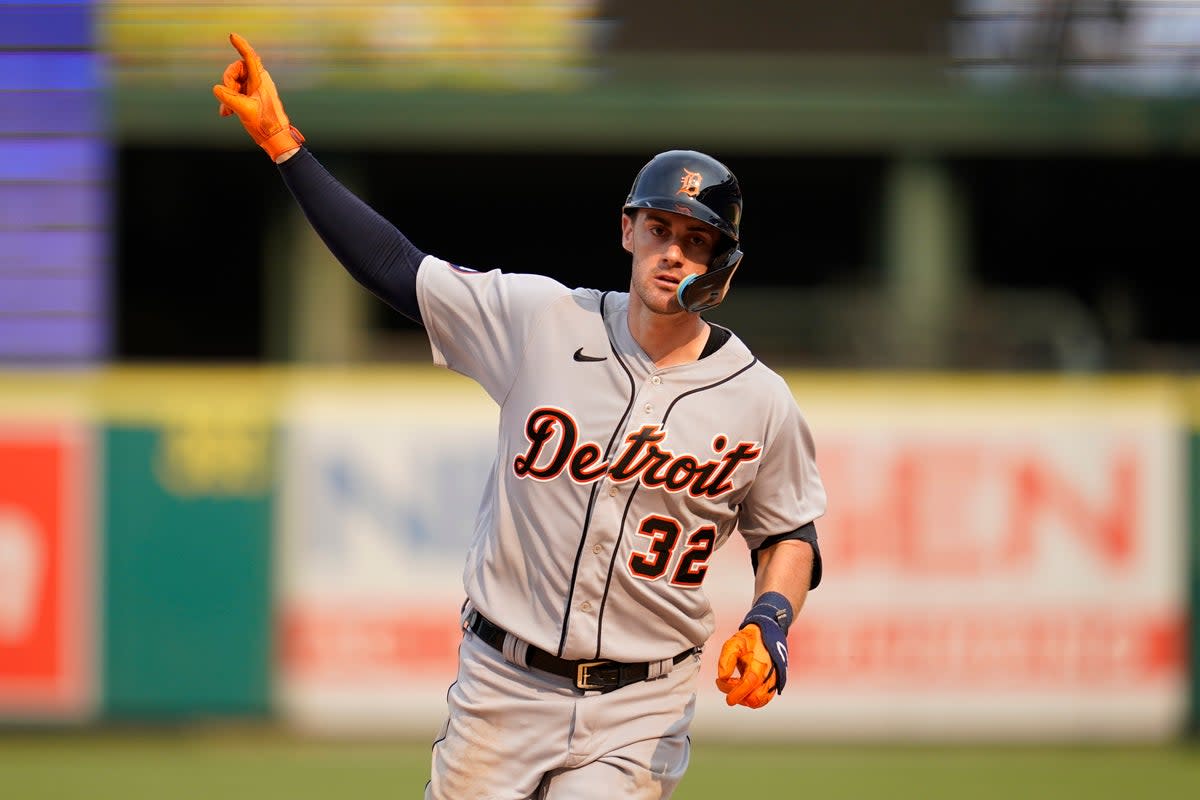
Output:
[2, 1, 1200, 797]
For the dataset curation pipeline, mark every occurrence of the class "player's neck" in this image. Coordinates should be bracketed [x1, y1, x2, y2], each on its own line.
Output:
[627, 304, 710, 368]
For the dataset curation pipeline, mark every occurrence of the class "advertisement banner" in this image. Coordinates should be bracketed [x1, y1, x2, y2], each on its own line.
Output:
[277, 376, 496, 733]
[0, 420, 93, 719]
[277, 375, 1190, 740]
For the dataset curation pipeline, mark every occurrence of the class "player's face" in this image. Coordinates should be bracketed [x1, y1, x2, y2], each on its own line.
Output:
[622, 210, 717, 315]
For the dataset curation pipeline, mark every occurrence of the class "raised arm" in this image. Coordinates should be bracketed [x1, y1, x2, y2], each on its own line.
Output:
[213, 33, 425, 323]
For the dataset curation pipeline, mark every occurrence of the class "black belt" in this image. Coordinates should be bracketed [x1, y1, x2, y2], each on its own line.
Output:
[467, 611, 697, 693]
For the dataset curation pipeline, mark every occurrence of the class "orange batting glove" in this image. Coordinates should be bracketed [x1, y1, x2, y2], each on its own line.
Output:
[212, 33, 304, 161]
[715, 624, 778, 709]
[716, 591, 794, 709]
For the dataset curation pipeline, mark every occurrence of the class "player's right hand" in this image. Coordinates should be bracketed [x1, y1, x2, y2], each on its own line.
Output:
[212, 33, 304, 161]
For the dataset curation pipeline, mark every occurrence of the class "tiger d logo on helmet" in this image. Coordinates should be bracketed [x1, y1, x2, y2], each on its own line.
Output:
[623, 150, 744, 313]
[677, 168, 703, 198]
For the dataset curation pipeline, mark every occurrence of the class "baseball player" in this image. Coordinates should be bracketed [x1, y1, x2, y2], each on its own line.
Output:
[214, 33, 826, 800]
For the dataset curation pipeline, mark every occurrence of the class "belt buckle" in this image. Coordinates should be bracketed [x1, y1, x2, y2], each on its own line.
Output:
[575, 660, 607, 691]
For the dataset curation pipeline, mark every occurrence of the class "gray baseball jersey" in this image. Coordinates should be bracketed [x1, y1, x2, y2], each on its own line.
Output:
[416, 256, 826, 664]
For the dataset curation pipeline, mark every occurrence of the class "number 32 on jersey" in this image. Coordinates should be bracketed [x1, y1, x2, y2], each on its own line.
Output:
[628, 514, 715, 587]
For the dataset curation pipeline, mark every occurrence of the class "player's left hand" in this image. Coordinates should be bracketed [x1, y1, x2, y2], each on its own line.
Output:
[715, 624, 779, 708]
[212, 32, 305, 161]
[715, 591, 792, 709]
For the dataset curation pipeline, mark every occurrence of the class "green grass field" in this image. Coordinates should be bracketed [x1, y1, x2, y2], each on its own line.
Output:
[1, 729, 1198, 799]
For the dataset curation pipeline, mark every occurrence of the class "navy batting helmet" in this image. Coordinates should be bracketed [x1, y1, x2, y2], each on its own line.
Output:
[622, 149, 744, 313]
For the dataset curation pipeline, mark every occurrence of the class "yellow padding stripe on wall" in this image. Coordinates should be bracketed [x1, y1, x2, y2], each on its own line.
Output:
[0, 367, 1196, 425]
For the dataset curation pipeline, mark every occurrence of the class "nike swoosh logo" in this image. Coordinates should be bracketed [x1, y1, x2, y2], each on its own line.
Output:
[573, 347, 607, 362]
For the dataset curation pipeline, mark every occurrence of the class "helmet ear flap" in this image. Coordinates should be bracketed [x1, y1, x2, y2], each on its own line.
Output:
[676, 247, 743, 313]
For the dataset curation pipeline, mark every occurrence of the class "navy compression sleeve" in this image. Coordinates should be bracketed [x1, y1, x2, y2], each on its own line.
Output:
[277, 147, 425, 323]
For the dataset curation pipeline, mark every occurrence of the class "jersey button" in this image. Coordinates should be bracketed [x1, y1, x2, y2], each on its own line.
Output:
[580, 601, 592, 612]
[651, 375, 662, 385]
[592, 544, 602, 554]
[608, 486, 618, 497]
[643, 403, 653, 414]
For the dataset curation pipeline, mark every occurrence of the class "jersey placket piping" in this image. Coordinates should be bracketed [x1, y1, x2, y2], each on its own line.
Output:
[555, 292, 637, 659]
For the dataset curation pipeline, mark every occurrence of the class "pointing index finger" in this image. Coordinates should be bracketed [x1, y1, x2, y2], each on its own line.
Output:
[228, 32, 263, 74]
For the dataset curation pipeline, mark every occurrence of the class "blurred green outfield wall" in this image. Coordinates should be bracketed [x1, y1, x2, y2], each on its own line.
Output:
[102, 423, 273, 718]
[98, 373, 278, 719]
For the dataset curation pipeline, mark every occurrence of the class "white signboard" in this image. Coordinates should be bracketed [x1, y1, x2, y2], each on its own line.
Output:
[277, 377, 495, 734]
